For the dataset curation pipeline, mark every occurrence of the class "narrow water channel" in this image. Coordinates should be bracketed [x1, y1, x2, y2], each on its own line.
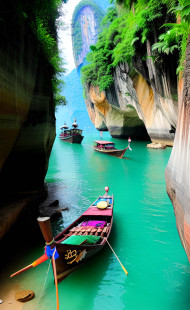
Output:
[19, 132, 190, 310]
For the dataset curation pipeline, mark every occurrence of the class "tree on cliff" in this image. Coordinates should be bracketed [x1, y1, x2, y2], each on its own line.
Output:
[81, 0, 178, 93]
[152, 0, 190, 75]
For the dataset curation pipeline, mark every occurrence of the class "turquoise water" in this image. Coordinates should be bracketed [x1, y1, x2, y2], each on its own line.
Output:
[9, 131, 190, 309]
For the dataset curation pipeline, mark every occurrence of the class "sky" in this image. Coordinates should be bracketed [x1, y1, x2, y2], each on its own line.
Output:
[58, 0, 81, 75]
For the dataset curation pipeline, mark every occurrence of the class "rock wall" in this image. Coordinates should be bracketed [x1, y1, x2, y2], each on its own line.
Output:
[0, 31, 55, 195]
[84, 60, 178, 143]
[0, 1, 56, 238]
[165, 35, 190, 261]
[84, 82, 150, 139]
[78, 2, 178, 144]
[133, 40, 178, 145]
[72, 0, 105, 70]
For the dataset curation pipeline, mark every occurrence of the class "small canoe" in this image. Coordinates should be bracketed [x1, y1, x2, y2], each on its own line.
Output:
[93, 138, 132, 159]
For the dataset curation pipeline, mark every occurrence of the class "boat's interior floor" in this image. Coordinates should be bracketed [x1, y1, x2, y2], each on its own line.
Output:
[55, 215, 111, 246]
[54, 195, 113, 246]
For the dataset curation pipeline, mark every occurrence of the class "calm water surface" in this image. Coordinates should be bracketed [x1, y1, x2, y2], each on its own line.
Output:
[10, 132, 190, 309]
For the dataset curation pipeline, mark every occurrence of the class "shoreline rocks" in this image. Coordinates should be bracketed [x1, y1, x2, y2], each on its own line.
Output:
[147, 142, 166, 149]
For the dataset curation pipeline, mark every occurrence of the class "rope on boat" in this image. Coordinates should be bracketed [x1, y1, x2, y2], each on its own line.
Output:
[106, 239, 128, 276]
[46, 238, 55, 246]
[35, 259, 51, 310]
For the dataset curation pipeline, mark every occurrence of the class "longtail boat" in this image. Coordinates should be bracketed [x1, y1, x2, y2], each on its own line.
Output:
[11, 187, 114, 283]
[49, 187, 113, 282]
[93, 138, 132, 159]
[59, 119, 84, 144]
[11, 188, 129, 309]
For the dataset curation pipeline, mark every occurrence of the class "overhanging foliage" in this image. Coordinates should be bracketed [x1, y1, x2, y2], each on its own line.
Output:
[81, 0, 186, 92]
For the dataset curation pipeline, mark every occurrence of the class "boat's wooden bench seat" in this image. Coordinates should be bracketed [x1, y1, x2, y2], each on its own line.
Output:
[83, 208, 112, 216]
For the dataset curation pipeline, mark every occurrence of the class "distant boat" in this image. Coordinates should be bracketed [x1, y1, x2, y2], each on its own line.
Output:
[59, 119, 84, 144]
[93, 138, 132, 159]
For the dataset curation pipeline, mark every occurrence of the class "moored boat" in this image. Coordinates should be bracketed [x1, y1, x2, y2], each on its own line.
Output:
[93, 138, 132, 159]
[11, 187, 114, 283]
[49, 187, 113, 282]
[59, 119, 84, 143]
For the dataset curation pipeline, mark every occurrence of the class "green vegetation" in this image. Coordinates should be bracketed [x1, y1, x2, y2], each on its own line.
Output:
[1, 0, 67, 106]
[81, 0, 189, 92]
[32, 0, 63, 70]
[32, 0, 67, 106]
[152, 0, 190, 73]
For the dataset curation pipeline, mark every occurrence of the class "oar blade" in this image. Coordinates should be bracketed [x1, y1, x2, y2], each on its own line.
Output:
[106, 239, 128, 277]
[121, 263, 128, 276]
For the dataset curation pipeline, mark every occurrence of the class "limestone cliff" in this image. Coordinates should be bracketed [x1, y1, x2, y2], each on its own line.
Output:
[0, 46, 56, 194]
[0, 0, 57, 238]
[71, 0, 105, 70]
[80, 2, 179, 144]
[84, 81, 150, 140]
[84, 60, 178, 143]
[165, 35, 190, 261]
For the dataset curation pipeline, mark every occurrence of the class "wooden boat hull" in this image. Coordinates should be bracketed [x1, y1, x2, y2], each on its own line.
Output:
[55, 242, 104, 282]
[10, 192, 114, 285]
[59, 134, 84, 144]
[93, 147, 127, 158]
[53, 194, 114, 282]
